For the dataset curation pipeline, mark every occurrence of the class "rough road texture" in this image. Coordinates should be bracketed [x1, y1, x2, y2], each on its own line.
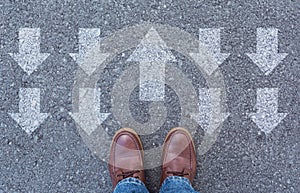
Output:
[0, 1, 299, 193]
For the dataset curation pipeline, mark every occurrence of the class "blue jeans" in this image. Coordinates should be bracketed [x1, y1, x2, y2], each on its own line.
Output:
[113, 176, 199, 193]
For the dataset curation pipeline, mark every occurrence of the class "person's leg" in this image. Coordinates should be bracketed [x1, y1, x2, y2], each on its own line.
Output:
[159, 127, 200, 193]
[109, 128, 149, 193]
[113, 177, 149, 193]
[159, 176, 199, 193]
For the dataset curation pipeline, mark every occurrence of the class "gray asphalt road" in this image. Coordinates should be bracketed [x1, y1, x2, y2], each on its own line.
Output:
[0, 0, 299, 193]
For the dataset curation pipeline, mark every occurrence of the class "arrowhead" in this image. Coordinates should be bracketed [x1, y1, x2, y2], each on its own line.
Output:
[189, 52, 229, 76]
[9, 53, 50, 75]
[191, 112, 229, 134]
[246, 53, 288, 75]
[70, 52, 110, 76]
[213, 53, 230, 66]
[127, 27, 175, 63]
[9, 112, 49, 134]
[70, 112, 110, 135]
[250, 112, 287, 134]
[98, 113, 110, 125]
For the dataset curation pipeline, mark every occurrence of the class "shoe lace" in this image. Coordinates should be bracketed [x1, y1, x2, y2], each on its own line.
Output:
[167, 169, 189, 177]
[117, 170, 141, 179]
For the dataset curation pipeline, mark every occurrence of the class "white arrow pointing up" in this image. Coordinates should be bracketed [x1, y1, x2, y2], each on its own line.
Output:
[191, 88, 230, 135]
[9, 28, 50, 75]
[190, 28, 230, 76]
[246, 28, 288, 75]
[70, 28, 110, 76]
[250, 88, 287, 134]
[127, 27, 175, 101]
[9, 88, 49, 134]
[70, 88, 110, 135]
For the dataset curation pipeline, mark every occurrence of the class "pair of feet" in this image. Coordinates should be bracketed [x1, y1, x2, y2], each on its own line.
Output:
[109, 127, 197, 189]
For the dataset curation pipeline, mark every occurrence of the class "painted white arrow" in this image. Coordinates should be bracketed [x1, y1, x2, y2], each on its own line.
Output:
[127, 27, 176, 101]
[9, 88, 49, 134]
[250, 88, 287, 134]
[70, 88, 110, 135]
[190, 28, 230, 76]
[246, 28, 288, 75]
[9, 28, 50, 75]
[191, 88, 230, 135]
[70, 28, 110, 76]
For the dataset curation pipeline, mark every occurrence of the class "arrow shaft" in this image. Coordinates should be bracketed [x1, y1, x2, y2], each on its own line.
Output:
[198, 88, 212, 115]
[197, 88, 212, 129]
[127, 27, 175, 101]
[197, 88, 223, 130]
[199, 88, 222, 114]
[199, 28, 221, 54]
[139, 60, 165, 101]
[19, 28, 41, 53]
[257, 28, 278, 54]
[19, 88, 41, 113]
[78, 28, 100, 53]
[256, 88, 278, 113]
[78, 88, 100, 112]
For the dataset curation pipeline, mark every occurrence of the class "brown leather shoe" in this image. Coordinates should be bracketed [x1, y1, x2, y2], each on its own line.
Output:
[109, 128, 145, 189]
[160, 127, 196, 184]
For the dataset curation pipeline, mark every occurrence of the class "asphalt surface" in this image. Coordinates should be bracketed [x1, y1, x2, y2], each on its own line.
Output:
[0, 0, 299, 193]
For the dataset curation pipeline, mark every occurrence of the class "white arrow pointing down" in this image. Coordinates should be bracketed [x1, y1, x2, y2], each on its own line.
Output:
[9, 88, 49, 134]
[70, 88, 110, 135]
[250, 88, 287, 134]
[190, 28, 230, 76]
[191, 88, 230, 135]
[70, 28, 110, 76]
[9, 28, 50, 75]
[246, 28, 288, 75]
